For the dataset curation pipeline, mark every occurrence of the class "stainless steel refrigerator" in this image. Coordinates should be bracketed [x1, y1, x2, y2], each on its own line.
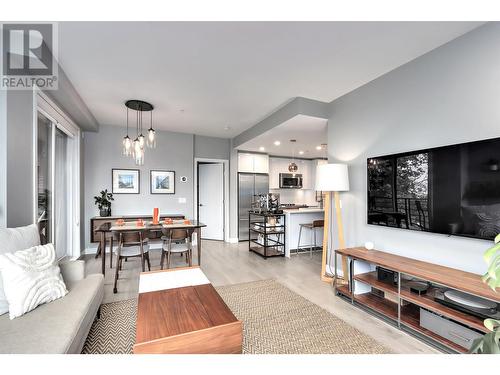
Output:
[238, 173, 269, 241]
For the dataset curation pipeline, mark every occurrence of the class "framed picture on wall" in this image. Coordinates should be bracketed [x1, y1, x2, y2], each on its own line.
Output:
[150, 170, 175, 194]
[112, 169, 140, 194]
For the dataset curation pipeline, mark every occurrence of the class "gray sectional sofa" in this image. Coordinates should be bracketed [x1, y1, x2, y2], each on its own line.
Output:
[0, 225, 104, 353]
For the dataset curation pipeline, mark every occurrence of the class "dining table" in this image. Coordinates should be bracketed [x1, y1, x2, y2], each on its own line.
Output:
[95, 220, 207, 275]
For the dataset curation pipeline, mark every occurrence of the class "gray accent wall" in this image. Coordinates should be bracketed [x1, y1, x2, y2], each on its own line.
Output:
[83, 125, 195, 249]
[327, 22, 500, 274]
[5, 91, 35, 228]
[194, 135, 230, 160]
[0, 90, 6, 228]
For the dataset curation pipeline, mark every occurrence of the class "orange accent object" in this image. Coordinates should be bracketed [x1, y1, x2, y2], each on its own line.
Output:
[153, 208, 159, 224]
[184, 220, 191, 225]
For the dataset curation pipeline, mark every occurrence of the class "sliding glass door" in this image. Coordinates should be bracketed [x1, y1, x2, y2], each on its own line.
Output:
[36, 107, 78, 259]
[37, 112, 53, 245]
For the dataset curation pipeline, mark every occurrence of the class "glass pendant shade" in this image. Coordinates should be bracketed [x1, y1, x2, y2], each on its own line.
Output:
[138, 134, 145, 149]
[132, 138, 144, 165]
[122, 136, 132, 156]
[135, 148, 144, 165]
[147, 128, 156, 148]
[133, 138, 140, 155]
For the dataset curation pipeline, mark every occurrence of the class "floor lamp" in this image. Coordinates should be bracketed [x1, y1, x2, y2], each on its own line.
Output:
[315, 163, 350, 283]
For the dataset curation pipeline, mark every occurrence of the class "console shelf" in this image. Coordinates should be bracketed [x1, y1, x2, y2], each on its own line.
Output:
[354, 271, 488, 333]
[335, 247, 500, 353]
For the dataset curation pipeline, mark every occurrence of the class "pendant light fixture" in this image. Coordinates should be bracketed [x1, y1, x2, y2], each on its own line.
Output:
[122, 107, 132, 156]
[288, 139, 298, 173]
[147, 111, 156, 148]
[138, 111, 145, 149]
[133, 108, 144, 165]
[123, 100, 155, 165]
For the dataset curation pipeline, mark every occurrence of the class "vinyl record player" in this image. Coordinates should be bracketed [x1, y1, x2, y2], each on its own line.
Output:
[434, 289, 500, 320]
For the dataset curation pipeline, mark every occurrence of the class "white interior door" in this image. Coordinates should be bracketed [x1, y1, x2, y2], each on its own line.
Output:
[198, 163, 224, 240]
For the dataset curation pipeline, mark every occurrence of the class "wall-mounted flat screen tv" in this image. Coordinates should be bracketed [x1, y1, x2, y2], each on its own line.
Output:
[367, 137, 500, 240]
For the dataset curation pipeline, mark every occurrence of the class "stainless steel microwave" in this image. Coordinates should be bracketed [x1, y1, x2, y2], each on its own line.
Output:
[279, 173, 303, 189]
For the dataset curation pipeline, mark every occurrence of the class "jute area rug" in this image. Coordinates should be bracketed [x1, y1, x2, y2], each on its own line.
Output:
[82, 279, 390, 354]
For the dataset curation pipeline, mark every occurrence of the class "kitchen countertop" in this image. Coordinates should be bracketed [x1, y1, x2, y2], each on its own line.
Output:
[282, 208, 324, 214]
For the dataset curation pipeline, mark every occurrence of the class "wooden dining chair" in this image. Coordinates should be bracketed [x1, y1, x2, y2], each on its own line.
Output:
[160, 228, 193, 269]
[113, 231, 151, 293]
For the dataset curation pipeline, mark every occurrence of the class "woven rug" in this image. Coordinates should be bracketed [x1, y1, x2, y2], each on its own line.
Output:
[82, 279, 390, 354]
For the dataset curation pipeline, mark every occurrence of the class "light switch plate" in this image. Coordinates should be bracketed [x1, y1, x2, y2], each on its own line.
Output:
[178, 197, 187, 204]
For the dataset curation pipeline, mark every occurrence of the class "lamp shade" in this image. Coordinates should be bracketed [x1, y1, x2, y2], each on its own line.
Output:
[315, 163, 349, 192]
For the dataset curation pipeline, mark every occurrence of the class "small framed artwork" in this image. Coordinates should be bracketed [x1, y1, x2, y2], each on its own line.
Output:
[112, 169, 140, 194]
[150, 170, 175, 194]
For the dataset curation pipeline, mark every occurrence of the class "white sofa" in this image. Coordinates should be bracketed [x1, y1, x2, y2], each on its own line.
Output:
[0, 225, 104, 353]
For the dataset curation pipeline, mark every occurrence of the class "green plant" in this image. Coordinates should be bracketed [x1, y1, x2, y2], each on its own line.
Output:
[94, 189, 114, 210]
[469, 233, 500, 354]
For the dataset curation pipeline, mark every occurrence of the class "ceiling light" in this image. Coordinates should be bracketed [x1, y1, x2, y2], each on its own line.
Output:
[274, 141, 281, 146]
[146, 111, 156, 149]
[259, 146, 265, 152]
[299, 151, 304, 155]
[316, 145, 322, 150]
[124, 100, 155, 165]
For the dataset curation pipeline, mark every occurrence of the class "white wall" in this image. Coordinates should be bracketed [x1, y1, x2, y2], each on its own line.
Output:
[328, 22, 500, 275]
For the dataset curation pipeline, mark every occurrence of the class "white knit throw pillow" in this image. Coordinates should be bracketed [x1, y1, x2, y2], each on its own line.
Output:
[0, 243, 67, 319]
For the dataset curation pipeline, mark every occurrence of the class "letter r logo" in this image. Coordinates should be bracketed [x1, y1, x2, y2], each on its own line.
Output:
[2, 23, 53, 76]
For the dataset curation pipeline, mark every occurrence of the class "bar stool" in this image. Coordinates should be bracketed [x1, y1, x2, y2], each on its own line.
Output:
[296, 219, 324, 255]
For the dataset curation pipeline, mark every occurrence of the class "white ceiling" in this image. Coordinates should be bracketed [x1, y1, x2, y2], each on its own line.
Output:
[237, 115, 328, 158]
[57, 22, 483, 138]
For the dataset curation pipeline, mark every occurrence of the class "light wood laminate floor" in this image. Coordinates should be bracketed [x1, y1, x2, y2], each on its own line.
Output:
[83, 240, 438, 354]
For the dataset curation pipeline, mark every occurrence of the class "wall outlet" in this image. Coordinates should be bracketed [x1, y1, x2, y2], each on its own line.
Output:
[178, 197, 186, 204]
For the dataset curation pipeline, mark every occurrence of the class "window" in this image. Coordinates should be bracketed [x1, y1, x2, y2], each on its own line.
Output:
[35, 92, 80, 259]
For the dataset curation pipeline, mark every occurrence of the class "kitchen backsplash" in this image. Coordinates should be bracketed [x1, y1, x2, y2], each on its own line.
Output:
[269, 188, 318, 206]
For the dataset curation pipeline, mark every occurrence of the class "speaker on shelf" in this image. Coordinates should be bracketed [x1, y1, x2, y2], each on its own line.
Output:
[376, 266, 397, 285]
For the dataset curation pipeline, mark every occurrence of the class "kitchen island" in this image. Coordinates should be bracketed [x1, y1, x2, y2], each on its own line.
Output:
[283, 208, 324, 257]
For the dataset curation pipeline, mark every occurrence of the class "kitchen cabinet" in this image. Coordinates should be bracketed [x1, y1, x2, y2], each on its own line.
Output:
[238, 153, 255, 173]
[253, 153, 269, 174]
[238, 152, 269, 173]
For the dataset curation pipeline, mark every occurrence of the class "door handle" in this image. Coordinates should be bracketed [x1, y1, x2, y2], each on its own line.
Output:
[199, 204, 204, 207]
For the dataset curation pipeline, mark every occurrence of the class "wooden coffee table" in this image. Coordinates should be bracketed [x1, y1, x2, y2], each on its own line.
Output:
[133, 266, 242, 354]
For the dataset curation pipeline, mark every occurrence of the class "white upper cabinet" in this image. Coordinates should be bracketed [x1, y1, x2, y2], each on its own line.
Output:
[238, 153, 255, 173]
[253, 154, 269, 174]
[238, 153, 269, 174]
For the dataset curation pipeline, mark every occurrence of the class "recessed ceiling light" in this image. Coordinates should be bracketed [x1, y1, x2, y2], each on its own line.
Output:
[316, 145, 322, 150]
[299, 151, 304, 155]
[224, 125, 231, 131]
[274, 141, 281, 146]
[259, 146, 265, 151]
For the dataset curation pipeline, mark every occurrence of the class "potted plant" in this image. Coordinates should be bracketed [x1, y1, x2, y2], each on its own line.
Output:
[94, 189, 114, 217]
[469, 234, 500, 354]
